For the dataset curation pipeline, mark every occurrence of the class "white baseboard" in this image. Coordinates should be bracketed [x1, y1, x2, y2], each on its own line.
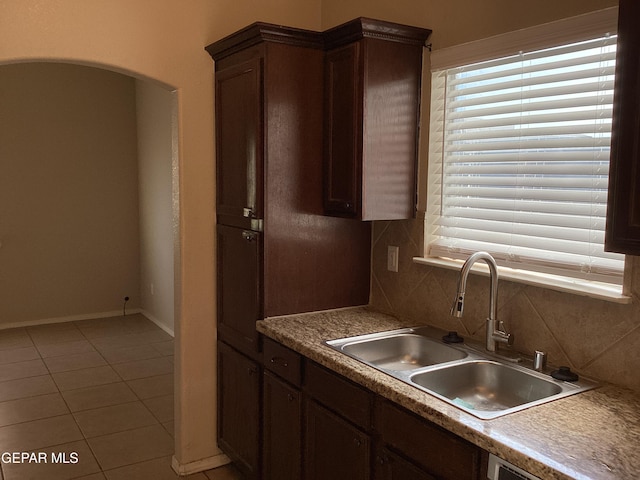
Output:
[140, 309, 175, 337]
[171, 453, 230, 476]
[0, 309, 143, 331]
[0, 309, 176, 337]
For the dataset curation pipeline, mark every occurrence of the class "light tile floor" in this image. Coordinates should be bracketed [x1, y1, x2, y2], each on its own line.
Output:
[0, 314, 243, 480]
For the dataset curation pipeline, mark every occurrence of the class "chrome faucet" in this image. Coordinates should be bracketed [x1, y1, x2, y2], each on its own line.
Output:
[450, 251, 513, 353]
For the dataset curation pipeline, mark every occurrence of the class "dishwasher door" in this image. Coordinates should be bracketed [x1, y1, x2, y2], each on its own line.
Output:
[487, 454, 542, 480]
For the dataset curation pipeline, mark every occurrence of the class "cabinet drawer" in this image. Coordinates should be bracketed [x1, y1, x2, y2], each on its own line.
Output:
[304, 361, 372, 429]
[263, 337, 302, 387]
[375, 399, 481, 480]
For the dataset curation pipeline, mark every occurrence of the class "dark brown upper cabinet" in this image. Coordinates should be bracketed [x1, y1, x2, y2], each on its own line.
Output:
[215, 57, 264, 230]
[606, 0, 640, 255]
[323, 18, 432, 220]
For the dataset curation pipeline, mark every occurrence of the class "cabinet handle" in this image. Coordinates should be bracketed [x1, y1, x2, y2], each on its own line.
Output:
[270, 356, 288, 368]
[242, 230, 257, 242]
[287, 393, 295, 402]
[353, 437, 362, 447]
[376, 455, 387, 465]
[333, 201, 352, 211]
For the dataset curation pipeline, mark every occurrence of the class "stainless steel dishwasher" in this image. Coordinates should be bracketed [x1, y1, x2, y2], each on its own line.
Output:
[487, 454, 542, 480]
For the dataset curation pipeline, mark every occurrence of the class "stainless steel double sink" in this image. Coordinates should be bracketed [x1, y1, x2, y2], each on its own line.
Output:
[325, 327, 597, 420]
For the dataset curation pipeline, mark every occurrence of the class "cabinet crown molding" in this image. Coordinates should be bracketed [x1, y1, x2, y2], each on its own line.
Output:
[323, 17, 432, 50]
[206, 22, 324, 61]
[206, 18, 432, 61]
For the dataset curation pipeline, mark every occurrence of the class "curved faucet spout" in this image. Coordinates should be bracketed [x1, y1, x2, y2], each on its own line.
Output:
[450, 252, 498, 320]
[450, 251, 512, 352]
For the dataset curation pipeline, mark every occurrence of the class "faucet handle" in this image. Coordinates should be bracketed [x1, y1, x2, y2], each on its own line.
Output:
[492, 325, 513, 346]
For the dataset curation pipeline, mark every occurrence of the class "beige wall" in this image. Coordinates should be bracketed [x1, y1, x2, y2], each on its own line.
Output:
[0, 63, 177, 334]
[0, 0, 322, 472]
[321, 0, 617, 46]
[136, 80, 176, 335]
[0, 63, 140, 327]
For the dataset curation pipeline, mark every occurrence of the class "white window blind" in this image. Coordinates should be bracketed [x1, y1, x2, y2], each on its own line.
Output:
[427, 33, 625, 285]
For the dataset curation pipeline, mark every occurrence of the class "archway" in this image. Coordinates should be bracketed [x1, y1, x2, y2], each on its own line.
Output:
[0, 2, 222, 471]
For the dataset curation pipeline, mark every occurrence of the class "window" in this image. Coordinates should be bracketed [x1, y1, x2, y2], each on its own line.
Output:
[424, 8, 626, 296]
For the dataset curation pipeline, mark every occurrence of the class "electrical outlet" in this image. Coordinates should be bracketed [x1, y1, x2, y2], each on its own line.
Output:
[387, 246, 399, 272]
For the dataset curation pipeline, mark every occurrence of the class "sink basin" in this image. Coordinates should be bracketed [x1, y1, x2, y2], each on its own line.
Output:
[330, 333, 467, 371]
[325, 327, 597, 419]
[411, 361, 569, 419]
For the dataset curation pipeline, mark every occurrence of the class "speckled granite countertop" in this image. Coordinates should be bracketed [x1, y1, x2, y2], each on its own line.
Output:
[257, 307, 640, 480]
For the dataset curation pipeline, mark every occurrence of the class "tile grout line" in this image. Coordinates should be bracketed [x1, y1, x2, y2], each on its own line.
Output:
[37, 323, 103, 476]
[69, 317, 155, 476]
[78, 316, 175, 476]
[521, 290, 575, 368]
[580, 320, 640, 371]
[0, 315, 176, 479]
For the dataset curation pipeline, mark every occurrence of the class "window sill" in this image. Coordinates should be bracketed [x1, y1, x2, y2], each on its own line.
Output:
[413, 256, 632, 304]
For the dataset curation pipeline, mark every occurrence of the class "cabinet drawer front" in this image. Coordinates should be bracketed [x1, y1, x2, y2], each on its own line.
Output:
[263, 337, 302, 387]
[375, 399, 481, 480]
[304, 361, 372, 429]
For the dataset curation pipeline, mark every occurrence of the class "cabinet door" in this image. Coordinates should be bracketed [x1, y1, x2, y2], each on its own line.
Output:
[217, 341, 261, 479]
[216, 56, 264, 228]
[304, 399, 370, 480]
[375, 447, 436, 480]
[605, 0, 640, 254]
[263, 371, 301, 480]
[323, 42, 362, 217]
[375, 399, 482, 480]
[217, 224, 262, 355]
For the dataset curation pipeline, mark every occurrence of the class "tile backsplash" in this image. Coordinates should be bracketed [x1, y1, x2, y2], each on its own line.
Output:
[370, 219, 640, 393]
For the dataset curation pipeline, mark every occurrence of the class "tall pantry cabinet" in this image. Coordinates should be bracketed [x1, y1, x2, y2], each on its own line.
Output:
[206, 24, 371, 479]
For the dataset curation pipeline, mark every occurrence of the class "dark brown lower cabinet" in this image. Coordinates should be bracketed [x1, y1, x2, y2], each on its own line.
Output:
[375, 399, 486, 480]
[304, 399, 371, 480]
[374, 447, 436, 480]
[217, 341, 261, 479]
[262, 370, 301, 480]
[255, 340, 488, 480]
